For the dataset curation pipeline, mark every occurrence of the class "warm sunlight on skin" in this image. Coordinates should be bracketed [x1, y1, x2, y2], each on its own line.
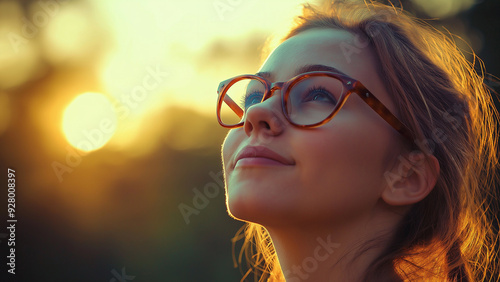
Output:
[62, 92, 117, 152]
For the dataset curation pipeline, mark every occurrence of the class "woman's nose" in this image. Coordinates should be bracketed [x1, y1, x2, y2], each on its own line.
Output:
[243, 94, 286, 138]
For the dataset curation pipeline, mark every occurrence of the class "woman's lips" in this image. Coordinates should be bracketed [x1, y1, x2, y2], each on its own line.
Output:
[236, 157, 289, 167]
[234, 146, 295, 168]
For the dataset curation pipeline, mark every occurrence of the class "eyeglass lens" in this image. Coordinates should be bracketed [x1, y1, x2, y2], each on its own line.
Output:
[219, 76, 344, 126]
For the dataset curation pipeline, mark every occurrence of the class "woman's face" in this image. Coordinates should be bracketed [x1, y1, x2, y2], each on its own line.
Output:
[222, 28, 402, 228]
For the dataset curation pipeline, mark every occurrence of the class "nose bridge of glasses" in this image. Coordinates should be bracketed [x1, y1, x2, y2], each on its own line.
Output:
[264, 81, 285, 101]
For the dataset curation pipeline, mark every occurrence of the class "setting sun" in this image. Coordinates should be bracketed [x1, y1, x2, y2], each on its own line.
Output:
[62, 92, 118, 152]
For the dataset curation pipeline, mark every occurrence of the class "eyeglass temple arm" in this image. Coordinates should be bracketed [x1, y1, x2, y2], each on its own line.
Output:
[355, 89, 414, 142]
[223, 94, 244, 118]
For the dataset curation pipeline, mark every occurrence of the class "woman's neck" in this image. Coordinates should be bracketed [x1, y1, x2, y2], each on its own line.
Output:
[266, 205, 404, 281]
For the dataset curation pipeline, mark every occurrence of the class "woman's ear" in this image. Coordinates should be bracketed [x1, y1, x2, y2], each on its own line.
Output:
[382, 151, 440, 206]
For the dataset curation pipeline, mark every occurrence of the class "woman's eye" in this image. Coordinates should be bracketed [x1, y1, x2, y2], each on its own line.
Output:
[304, 88, 336, 104]
[311, 93, 330, 101]
[244, 92, 264, 109]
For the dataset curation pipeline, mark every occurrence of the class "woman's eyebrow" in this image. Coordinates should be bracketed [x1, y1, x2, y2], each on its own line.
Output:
[254, 71, 272, 79]
[254, 64, 348, 81]
[295, 64, 348, 76]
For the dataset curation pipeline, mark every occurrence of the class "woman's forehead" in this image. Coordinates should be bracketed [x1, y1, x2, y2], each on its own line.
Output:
[258, 28, 374, 81]
[258, 27, 395, 112]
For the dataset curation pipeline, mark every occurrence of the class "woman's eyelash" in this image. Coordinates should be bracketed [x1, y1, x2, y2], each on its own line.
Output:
[307, 85, 327, 93]
[242, 91, 263, 107]
[305, 86, 336, 101]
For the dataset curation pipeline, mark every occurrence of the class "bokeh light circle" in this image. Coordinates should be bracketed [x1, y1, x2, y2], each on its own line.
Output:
[62, 92, 117, 152]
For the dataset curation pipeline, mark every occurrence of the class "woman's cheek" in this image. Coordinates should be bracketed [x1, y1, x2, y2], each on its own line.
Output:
[222, 130, 237, 164]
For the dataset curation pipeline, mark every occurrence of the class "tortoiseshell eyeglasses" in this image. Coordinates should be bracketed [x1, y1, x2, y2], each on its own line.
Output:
[216, 71, 414, 142]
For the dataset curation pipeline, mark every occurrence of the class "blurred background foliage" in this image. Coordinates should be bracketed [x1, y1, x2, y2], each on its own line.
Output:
[0, 0, 498, 281]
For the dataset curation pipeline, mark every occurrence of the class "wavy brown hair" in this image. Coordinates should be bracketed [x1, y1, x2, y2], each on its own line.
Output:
[231, 1, 500, 281]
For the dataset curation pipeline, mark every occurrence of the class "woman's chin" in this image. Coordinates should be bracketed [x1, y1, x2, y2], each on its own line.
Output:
[226, 190, 297, 227]
[226, 191, 270, 224]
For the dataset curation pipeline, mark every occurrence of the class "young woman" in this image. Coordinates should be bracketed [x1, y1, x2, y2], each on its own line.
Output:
[216, 1, 499, 281]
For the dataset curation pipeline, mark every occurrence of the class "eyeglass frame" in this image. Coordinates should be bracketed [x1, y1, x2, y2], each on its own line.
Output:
[216, 71, 414, 142]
